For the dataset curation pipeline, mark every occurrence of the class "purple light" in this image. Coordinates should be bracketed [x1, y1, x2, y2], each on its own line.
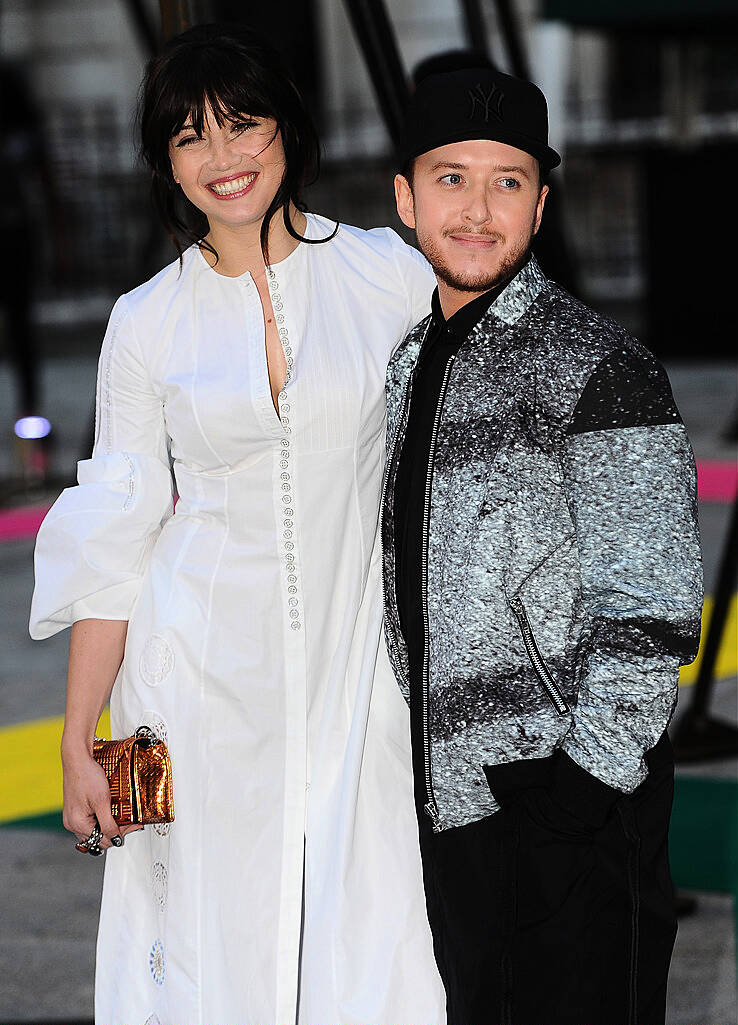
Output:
[14, 416, 52, 440]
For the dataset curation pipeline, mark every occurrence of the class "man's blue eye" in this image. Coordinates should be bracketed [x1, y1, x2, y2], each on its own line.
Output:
[441, 174, 462, 185]
[500, 177, 520, 188]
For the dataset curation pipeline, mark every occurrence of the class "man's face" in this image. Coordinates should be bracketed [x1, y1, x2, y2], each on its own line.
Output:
[395, 139, 548, 301]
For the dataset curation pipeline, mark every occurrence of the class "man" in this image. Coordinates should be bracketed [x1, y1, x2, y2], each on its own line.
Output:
[382, 66, 703, 1025]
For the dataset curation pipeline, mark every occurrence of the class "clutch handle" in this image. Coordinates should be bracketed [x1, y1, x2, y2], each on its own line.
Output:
[134, 725, 161, 748]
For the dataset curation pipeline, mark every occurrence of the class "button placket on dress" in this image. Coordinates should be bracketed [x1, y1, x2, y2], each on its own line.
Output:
[267, 263, 308, 1020]
[268, 268, 301, 634]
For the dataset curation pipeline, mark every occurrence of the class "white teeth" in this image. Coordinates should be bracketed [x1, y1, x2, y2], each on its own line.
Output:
[209, 173, 256, 196]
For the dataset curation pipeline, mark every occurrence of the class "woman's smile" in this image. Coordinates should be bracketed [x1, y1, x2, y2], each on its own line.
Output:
[206, 171, 259, 199]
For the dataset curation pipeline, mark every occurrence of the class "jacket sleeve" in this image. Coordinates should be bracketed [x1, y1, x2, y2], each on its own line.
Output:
[559, 347, 703, 794]
[29, 294, 174, 639]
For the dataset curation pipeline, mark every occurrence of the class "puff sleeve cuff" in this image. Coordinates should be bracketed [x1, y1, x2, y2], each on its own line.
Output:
[29, 451, 173, 638]
[29, 294, 174, 639]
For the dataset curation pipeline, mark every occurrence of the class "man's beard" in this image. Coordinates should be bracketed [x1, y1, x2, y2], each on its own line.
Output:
[415, 225, 534, 294]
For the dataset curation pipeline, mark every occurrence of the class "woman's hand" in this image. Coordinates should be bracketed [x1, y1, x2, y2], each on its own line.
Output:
[60, 618, 141, 853]
[61, 739, 142, 851]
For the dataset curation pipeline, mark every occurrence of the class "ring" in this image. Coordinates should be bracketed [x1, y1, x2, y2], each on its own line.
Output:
[75, 823, 104, 857]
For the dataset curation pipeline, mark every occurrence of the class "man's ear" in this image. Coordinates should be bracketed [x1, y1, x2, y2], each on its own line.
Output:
[532, 184, 548, 236]
[394, 173, 416, 230]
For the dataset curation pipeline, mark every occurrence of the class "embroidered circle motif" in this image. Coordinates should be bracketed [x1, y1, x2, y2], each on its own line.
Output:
[139, 636, 174, 687]
[153, 821, 171, 838]
[140, 710, 169, 746]
[149, 940, 165, 985]
[152, 861, 168, 910]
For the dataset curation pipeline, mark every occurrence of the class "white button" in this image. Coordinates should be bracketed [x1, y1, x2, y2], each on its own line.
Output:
[288, 574, 297, 583]
[274, 302, 283, 311]
[281, 472, 290, 481]
[284, 519, 293, 527]
[291, 622, 301, 631]
[283, 530, 293, 539]
[284, 347, 292, 356]
[288, 598, 298, 608]
[280, 460, 288, 469]
[282, 417, 290, 426]
[282, 404, 290, 413]
[288, 585, 297, 594]
[285, 542, 294, 551]
[289, 609, 299, 619]
[284, 507, 293, 516]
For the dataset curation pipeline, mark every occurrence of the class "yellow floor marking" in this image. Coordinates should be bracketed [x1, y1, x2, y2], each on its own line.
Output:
[0, 595, 735, 825]
[0, 708, 109, 824]
[679, 594, 737, 686]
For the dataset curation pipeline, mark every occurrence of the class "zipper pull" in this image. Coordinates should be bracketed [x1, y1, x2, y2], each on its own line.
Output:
[509, 594, 525, 620]
[424, 800, 442, 832]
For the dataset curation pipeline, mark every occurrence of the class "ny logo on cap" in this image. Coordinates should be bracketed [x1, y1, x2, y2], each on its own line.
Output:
[468, 82, 504, 123]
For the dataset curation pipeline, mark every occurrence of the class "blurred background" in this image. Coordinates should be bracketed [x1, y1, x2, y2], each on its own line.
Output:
[0, 1, 736, 1022]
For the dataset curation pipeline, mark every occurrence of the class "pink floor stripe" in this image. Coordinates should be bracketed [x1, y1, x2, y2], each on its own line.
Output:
[697, 460, 737, 503]
[0, 504, 51, 542]
[0, 460, 735, 544]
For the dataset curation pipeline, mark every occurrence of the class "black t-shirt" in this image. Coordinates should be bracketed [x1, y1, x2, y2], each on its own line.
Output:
[393, 281, 508, 803]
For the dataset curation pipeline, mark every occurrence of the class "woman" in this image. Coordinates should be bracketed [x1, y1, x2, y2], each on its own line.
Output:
[30, 24, 445, 1025]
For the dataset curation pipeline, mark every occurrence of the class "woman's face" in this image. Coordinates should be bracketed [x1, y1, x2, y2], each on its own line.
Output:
[169, 105, 285, 233]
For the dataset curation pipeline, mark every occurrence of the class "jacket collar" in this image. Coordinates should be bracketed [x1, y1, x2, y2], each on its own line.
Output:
[391, 254, 549, 369]
[482, 253, 549, 330]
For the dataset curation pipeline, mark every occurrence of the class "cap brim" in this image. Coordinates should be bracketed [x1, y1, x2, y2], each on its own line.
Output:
[401, 124, 561, 173]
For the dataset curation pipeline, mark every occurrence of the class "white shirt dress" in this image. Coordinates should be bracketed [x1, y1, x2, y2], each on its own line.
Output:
[30, 213, 446, 1025]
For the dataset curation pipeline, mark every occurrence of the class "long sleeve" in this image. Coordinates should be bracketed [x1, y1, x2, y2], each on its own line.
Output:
[559, 347, 703, 793]
[384, 228, 435, 338]
[30, 295, 174, 639]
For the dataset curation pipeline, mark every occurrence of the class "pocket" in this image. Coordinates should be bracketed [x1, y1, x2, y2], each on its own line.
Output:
[509, 596, 570, 716]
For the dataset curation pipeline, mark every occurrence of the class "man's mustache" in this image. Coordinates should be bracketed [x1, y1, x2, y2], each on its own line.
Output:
[442, 228, 504, 241]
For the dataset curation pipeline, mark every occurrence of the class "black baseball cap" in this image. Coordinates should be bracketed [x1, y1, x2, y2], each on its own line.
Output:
[400, 66, 561, 173]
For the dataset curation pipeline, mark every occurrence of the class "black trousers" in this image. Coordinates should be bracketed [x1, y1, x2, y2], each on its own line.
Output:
[417, 735, 677, 1025]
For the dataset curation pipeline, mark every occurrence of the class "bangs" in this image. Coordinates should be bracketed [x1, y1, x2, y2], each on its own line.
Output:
[140, 23, 329, 267]
[160, 48, 278, 139]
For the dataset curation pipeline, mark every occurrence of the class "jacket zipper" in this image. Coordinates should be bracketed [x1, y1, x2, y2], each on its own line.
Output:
[421, 354, 457, 831]
[509, 595, 570, 716]
[379, 327, 430, 690]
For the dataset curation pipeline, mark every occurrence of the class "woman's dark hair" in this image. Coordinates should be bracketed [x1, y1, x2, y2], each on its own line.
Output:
[139, 23, 334, 265]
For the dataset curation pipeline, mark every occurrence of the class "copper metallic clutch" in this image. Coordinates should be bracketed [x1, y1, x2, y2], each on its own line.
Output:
[93, 726, 174, 826]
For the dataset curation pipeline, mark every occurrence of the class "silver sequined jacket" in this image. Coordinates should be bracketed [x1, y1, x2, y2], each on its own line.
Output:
[381, 256, 703, 832]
